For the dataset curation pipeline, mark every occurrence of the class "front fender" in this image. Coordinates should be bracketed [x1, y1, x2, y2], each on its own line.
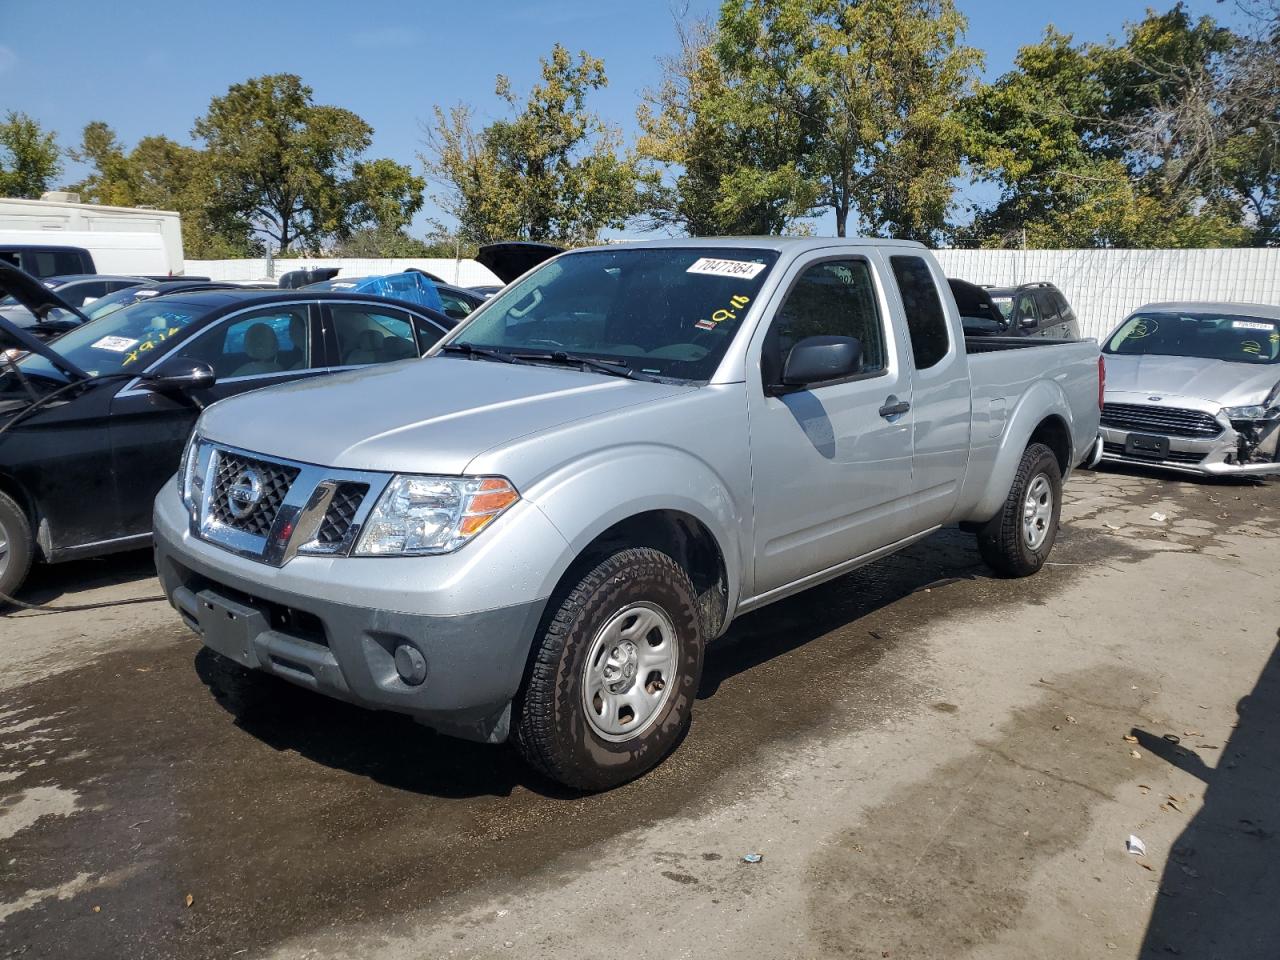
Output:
[966, 378, 1077, 523]
[523, 443, 747, 612]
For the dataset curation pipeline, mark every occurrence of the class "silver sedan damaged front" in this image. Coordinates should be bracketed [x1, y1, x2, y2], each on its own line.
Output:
[1099, 302, 1280, 477]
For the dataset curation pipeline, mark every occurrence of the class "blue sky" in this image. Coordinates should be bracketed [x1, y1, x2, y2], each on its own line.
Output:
[0, 0, 1249, 240]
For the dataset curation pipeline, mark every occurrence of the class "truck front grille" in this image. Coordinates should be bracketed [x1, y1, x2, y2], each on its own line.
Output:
[209, 451, 300, 537]
[316, 482, 369, 546]
[1100, 403, 1222, 439]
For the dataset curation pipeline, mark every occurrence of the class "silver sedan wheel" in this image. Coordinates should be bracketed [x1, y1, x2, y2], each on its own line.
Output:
[1022, 473, 1054, 550]
[581, 602, 680, 742]
[0, 522, 9, 580]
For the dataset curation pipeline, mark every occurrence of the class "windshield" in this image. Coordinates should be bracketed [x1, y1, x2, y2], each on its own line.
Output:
[78, 285, 160, 322]
[14, 298, 207, 382]
[1104, 311, 1280, 365]
[449, 247, 779, 380]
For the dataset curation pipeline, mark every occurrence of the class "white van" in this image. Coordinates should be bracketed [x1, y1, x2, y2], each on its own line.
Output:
[0, 230, 172, 277]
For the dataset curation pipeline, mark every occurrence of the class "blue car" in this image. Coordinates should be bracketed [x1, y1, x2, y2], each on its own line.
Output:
[305, 272, 444, 313]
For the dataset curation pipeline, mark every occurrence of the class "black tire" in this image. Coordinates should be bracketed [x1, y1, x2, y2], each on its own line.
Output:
[977, 442, 1062, 578]
[0, 490, 35, 602]
[514, 547, 705, 791]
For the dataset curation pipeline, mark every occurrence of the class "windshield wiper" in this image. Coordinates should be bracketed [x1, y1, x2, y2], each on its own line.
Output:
[439, 343, 534, 365]
[518, 351, 661, 381]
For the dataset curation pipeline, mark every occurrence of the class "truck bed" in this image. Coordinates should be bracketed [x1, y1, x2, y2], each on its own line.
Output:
[949, 335, 1102, 524]
[963, 335, 1086, 354]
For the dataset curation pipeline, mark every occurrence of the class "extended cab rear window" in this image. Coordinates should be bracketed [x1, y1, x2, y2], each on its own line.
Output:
[890, 255, 949, 369]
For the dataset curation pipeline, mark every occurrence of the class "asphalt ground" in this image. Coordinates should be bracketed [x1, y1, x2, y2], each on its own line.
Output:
[1, 465, 1277, 959]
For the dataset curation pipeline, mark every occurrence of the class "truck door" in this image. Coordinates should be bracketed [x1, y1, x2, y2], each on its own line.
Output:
[746, 255, 917, 597]
[886, 253, 972, 530]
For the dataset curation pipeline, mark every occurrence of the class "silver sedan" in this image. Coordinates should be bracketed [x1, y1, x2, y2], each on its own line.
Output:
[1099, 301, 1280, 477]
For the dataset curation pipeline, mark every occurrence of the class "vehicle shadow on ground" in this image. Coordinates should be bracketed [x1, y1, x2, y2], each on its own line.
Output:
[1135, 630, 1280, 958]
[10, 547, 158, 607]
[193, 527, 994, 800]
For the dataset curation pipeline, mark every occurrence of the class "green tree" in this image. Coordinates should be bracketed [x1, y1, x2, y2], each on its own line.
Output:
[717, 0, 980, 240]
[637, 17, 817, 235]
[194, 74, 423, 253]
[424, 45, 647, 246]
[69, 122, 259, 258]
[963, 5, 1272, 247]
[331, 225, 432, 257]
[0, 111, 62, 199]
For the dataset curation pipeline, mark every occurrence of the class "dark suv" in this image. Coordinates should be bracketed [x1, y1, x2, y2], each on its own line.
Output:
[982, 282, 1080, 339]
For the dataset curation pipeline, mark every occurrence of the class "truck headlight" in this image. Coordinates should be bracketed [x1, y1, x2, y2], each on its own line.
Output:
[1221, 404, 1278, 421]
[354, 475, 519, 556]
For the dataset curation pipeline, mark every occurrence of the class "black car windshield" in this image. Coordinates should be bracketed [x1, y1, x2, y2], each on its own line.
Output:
[1104, 311, 1280, 365]
[14, 299, 207, 382]
[449, 247, 780, 380]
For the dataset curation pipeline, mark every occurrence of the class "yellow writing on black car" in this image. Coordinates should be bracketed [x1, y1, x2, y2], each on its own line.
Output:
[1242, 340, 1261, 355]
[122, 326, 184, 366]
[695, 295, 750, 332]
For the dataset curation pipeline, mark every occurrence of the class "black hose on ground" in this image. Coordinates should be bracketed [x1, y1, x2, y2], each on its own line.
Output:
[0, 589, 167, 615]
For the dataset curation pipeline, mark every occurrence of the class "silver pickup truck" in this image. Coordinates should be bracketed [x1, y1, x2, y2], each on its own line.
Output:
[154, 238, 1102, 789]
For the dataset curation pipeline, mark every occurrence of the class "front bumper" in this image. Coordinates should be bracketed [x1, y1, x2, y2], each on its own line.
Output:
[153, 482, 559, 743]
[1099, 425, 1280, 477]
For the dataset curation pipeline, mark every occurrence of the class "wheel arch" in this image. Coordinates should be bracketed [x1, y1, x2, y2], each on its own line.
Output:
[541, 508, 732, 643]
[0, 471, 43, 558]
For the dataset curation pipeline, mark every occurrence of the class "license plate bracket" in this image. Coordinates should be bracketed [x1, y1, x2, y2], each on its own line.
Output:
[194, 589, 268, 668]
[1124, 433, 1170, 459]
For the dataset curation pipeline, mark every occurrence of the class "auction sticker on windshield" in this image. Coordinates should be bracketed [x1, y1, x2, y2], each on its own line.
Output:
[687, 258, 767, 279]
[91, 336, 139, 353]
[1233, 320, 1275, 331]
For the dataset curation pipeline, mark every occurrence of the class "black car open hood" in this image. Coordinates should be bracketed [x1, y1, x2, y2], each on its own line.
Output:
[474, 242, 564, 284]
[0, 262, 92, 327]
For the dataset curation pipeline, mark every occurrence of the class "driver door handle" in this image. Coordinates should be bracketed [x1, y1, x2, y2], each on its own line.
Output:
[878, 396, 911, 419]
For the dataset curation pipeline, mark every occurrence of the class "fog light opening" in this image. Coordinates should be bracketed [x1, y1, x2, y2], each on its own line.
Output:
[393, 644, 428, 686]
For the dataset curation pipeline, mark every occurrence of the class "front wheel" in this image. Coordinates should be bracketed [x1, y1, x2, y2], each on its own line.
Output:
[514, 547, 705, 791]
[977, 442, 1062, 578]
[0, 491, 35, 602]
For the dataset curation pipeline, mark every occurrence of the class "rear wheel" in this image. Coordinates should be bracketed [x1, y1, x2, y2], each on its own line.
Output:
[514, 547, 704, 791]
[977, 442, 1062, 578]
[0, 491, 35, 602]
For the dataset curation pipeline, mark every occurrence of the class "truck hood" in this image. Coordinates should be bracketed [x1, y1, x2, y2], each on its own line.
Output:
[197, 357, 694, 474]
[1104, 353, 1280, 406]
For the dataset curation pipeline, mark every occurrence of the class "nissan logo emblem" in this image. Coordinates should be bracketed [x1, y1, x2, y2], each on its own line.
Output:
[1147, 396, 1162, 402]
[226, 467, 264, 519]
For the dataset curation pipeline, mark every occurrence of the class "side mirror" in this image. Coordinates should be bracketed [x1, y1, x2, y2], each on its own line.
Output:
[142, 357, 216, 393]
[779, 335, 862, 389]
[1019, 317, 1038, 329]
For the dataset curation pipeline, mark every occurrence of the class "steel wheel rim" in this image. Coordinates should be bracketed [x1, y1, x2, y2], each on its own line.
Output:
[1022, 473, 1054, 550]
[0, 520, 9, 579]
[581, 601, 679, 742]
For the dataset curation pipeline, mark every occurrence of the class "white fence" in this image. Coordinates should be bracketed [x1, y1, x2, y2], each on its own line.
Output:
[188, 248, 1280, 342]
[934, 247, 1280, 341]
[186, 257, 501, 288]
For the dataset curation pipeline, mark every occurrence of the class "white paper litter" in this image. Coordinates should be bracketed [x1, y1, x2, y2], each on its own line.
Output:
[1126, 835, 1146, 856]
[91, 335, 138, 353]
[1149, 512, 1167, 522]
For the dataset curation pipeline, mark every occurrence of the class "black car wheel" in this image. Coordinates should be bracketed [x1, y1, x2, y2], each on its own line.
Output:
[0, 490, 35, 602]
